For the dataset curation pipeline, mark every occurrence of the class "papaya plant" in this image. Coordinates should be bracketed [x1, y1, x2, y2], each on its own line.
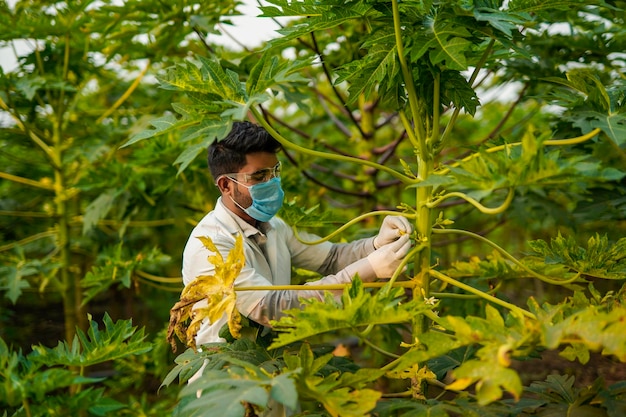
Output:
[0, 314, 171, 417]
[0, 1, 250, 414]
[0, 0, 242, 343]
[129, 0, 626, 415]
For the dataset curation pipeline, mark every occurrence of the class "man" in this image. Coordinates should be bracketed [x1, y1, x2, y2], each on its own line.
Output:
[182, 120, 412, 345]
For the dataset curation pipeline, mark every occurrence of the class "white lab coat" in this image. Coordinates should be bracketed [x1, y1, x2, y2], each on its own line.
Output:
[182, 197, 379, 343]
[181, 198, 377, 416]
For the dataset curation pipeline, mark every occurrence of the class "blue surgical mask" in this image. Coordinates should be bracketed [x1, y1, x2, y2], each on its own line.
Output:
[229, 177, 284, 222]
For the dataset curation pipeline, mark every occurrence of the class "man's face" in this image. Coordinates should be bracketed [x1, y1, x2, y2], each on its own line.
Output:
[221, 151, 279, 221]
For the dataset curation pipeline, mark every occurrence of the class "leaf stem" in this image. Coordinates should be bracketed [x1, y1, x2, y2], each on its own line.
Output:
[292, 210, 417, 245]
[387, 243, 426, 289]
[235, 281, 416, 292]
[135, 269, 183, 284]
[426, 188, 514, 215]
[432, 228, 582, 285]
[96, 60, 151, 124]
[0, 171, 56, 190]
[436, 128, 601, 175]
[430, 269, 535, 319]
[428, 72, 441, 148]
[399, 110, 420, 149]
[353, 327, 401, 359]
[251, 108, 416, 184]
[0, 96, 60, 168]
[0, 230, 57, 252]
[391, 0, 426, 150]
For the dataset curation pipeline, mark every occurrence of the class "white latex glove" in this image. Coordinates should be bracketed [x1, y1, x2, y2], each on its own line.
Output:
[374, 215, 413, 249]
[367, 234, 411, 278]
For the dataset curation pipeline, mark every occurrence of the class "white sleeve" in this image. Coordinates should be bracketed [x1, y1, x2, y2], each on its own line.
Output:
[246, 257, 376, 327]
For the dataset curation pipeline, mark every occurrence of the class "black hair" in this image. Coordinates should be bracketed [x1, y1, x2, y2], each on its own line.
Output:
[208, 121, 282, 180]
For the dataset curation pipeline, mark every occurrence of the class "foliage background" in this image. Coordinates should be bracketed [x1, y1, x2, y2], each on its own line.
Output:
[1, 0, 626, 416]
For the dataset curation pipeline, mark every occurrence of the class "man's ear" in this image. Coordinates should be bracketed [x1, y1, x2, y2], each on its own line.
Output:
[216, 176, 230, 194]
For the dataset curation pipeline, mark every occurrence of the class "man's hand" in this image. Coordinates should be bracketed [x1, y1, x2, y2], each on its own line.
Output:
[374, 215, 413, 249]
[367, 234, 411, 278]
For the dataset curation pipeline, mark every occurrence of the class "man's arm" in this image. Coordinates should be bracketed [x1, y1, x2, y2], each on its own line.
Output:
[247, 234, 411, 327]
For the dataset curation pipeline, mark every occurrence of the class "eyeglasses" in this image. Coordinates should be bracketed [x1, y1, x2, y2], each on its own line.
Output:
[224, 162, 281, 184]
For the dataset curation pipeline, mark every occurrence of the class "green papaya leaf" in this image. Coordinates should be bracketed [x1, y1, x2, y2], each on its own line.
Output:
[269, 279, 430, 349]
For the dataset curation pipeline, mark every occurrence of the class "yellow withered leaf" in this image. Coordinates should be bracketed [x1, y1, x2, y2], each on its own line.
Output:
[166, 234, 245, 352]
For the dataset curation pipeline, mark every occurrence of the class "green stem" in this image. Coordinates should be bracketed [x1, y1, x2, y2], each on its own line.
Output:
[399, 110, 420, 149]
[0, 230, 57, 253]
[428, 73, 441, 147]
[427, 188, 515, 215]
[22, 398, 32, 417]
[436, 128, 601, 176]
[432, 281, 502, 299]
[413, 160, 433, 335]
[432, 228, 582, 285]
[96, 59, 151, 124]
[354, 327, 401, 359]
[0, 171, 56, 190]
[430, 269, 535, 319]
[251, 108, 415, 184]
[293, 210, 417, 245]
[391, 0, 426, 152]
[387, 242, 426, 289]
[0, 97, 60, 168]
[235, 281, 416, 292]
[438, 39, 494, 150]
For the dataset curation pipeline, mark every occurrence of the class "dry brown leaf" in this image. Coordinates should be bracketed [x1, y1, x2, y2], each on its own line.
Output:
[166, 234, 244, 352]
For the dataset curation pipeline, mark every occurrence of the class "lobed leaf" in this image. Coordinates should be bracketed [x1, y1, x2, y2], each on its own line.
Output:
[30, 313, 151, 367]
[167, 234, 245, 352]
[529, 233, 626, 279]
[269, 278, 431, 349]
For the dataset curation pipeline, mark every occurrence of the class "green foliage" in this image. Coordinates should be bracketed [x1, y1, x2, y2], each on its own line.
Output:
[529, 234, 626, 280]
[283, 343, 383, 417]
[269, 278, 431, 349]
[178, 367, 298, 417]
[3, 0, 626, 415]
[142, 0, 626, 413]
[30, 313, 152, 368]
[0, 315, 158, 417]
[525, 375, 626, 417]
[82, 245, 170, 306]
[530, 294, 626, 363]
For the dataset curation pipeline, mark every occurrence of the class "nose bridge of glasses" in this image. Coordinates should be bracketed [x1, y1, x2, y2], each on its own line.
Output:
[245, 162, 281, 183]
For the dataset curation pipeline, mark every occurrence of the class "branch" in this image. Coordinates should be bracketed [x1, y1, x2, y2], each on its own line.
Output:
[392, 0, 426, 150]
[430, 269, 535, 319]
[0, 171, 55, 191]
[0, 230, 57, 252]
[432, 228, 583, 286]
[251, 107, 417, 184]
[292, 210, 417, 245]
[0, 96, 59, 168]
[280, 150, 372, 198]
[235, 281, 416, 292]
[387, 243, 427, 288]
[135, 269, 183, 284]
[426, 188, 515, 215]
[96, 59, 151, 124]
[353, 326, 401, 358]
[0, 210, 52, 218]
[310, 32, 365, 137]
[436, 128, 602, 176]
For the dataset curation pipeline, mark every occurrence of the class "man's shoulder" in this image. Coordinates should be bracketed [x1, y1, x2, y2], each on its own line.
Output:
[193, 203, 236, 231]
[268, 216, 292, 234]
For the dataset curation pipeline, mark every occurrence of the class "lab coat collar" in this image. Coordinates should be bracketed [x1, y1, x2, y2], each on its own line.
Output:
[215, 197, 272, 238]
